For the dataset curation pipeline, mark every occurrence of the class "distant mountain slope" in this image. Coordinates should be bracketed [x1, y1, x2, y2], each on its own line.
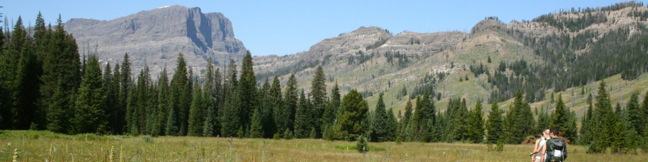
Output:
[255, 2, 648, 118]
[65, 5, 246, 76]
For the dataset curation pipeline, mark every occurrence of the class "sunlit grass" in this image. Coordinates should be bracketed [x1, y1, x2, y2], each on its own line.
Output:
[1, 130, 646, 162]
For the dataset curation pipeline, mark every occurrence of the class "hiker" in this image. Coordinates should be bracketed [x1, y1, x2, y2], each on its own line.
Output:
[541, 128, 567, 162]
[531, 129, 550, 162]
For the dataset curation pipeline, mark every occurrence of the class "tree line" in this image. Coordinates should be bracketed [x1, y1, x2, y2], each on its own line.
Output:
[1, 13, 648, 154]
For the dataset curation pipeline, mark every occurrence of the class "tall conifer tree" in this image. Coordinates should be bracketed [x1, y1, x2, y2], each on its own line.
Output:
[167, 54, 190, 135]
[369, 94, 396, 142]
[238, 52, 256, 132]
[221, 60, 240, 137]
[310, 66, 327, 137]
[72, 56, 106, 133]
[188, 82, 205, 136]
[589, 82, 616, 153]
[284, 74, 298, 131]
[203, 62, 221, 136]
[332, 90, 368, 140]
[467, 100, 484, 143]
[154, 67, 169, 136]
[486, 103, 504, 144]
[294, 90, 311, 138]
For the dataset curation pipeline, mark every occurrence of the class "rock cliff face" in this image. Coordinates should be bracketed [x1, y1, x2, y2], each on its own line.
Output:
[65, 5, 246, 77]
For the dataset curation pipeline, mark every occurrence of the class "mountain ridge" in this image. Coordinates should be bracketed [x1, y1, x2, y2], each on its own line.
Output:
[65, 5, 246, 77]
[254, 2, 648, 118]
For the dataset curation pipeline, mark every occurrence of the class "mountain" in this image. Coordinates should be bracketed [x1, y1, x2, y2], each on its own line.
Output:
[255, 2, 648, 117]
[65, 5, 246, 76]
[65, 3, 648, 118]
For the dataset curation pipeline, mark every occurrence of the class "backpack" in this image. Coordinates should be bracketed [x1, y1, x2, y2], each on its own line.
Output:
[547, 138, 566, 161]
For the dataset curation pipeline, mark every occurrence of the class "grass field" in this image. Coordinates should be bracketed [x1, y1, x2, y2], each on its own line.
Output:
[1, 131, 647, 162]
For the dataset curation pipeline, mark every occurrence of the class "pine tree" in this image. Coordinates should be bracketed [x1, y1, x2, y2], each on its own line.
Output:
[626, 93, 643, 136]
[386, 106, 398, 140]
[188, 83, 205, 136]
[1, 17, 26, 128]
[414, 94, 437, 142]
[165, 101, 179, 135]
[212, 67, 223, 135]
[310, 66, 327, 137]
[566, 111, 578, 144]
[249, 107, 263, 138]
[322, 82, 340, 131]
[184, 69, 194, 135]
[220, 60, 240, 137]
[259, 80, 276, 138]
[611, 103, 640, 153]
[331, 89, 369, 140]
[579, 94, 594, 145]
[102, 63, 119, 134]
[31, 13, 47, 129]
[118, 54, 132, 133]
[369, 94, 396, 142]
[167, 54, 190, 135]
[486, 103, 504, 144]
[284, 74, 298, 131]
[619, 109, 640, 153]
[294, 90, 311, 138]
[589, 81, 616, 153]
[504, 92, 534, 144]
[203, 63, 221, 136]
[72, 55, 107, 133]
[45, 79, 68, 132]
[127, 66, 152, 135]
[145, 68, 158, 135]
[550, 96, 576, 142]
[126, 68, 137, 134]
[467, 100, 484, 143]
[153, 67, 169, 136]
[399, 99, 413, 141]
[238, 51, 256, 132]
[258, 80, 270, 135]
[126, 79, 136, 134]
[269, 76, 285, 135]
[39, 16, 81, 133]
[535, 107, 550, 136]
[12, 17, 42, 129]
[0, 26, 8, 128]
[447, 98, 469, 142]
[140, 67, 153, 134]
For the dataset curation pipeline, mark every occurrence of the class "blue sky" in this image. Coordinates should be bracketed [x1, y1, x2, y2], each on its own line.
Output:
[4, 0, 640, 55]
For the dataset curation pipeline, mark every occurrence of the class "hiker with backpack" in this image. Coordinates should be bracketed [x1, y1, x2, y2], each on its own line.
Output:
[541, 128, 567, 162]
[530, 129, 551, 162]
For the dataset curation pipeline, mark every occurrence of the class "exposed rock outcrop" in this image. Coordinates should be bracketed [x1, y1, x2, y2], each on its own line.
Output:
[65, 5, 246, 77]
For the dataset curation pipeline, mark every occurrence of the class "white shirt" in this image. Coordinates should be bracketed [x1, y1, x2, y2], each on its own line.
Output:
[534, 137, 547, 160]
[538, 137, 547, 148]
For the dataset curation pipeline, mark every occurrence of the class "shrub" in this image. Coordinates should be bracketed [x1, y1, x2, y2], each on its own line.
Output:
[356, 135, 369, 153]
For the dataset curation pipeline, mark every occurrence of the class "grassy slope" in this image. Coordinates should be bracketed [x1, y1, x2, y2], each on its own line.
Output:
[365, 30, 540, 115]
[497, 73, 648, 118]
[1, 131, 647, 162]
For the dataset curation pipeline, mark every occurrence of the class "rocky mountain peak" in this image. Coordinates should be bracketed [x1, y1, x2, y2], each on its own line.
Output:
[65, 5, 245, 78]
[470, 16, 506, 34]
[308, 26, 392, 55]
